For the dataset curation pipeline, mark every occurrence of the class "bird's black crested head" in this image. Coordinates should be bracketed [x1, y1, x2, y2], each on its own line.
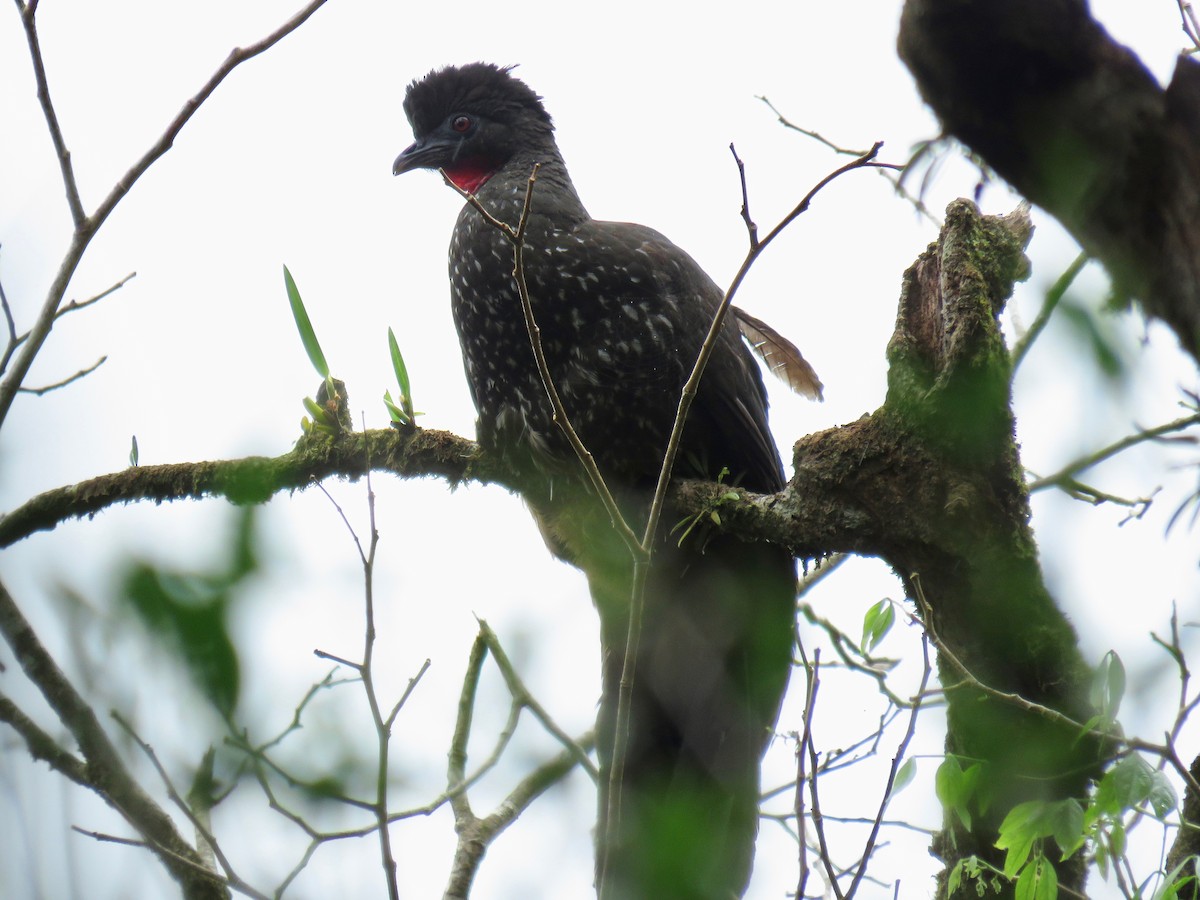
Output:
[403, 63, 552, 135]
[393, 63, 556, 192]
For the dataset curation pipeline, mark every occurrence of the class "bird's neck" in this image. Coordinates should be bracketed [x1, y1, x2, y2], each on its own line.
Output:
[473, 147, 589, 224]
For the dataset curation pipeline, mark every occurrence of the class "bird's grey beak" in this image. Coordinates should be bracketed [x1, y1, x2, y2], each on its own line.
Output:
[392, 141, 422, 176]
[393, 136, 455, 176]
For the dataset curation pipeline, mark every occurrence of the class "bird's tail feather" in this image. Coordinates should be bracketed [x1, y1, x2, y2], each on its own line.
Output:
[589, 533, 796, 900]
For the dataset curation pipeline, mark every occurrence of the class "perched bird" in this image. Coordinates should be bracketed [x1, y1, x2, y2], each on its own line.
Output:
[394, 63, 818, 899]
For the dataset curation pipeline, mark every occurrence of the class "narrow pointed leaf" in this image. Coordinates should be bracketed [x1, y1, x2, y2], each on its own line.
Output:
[284, 265, 330, 378]
[388, 327, 411, 398]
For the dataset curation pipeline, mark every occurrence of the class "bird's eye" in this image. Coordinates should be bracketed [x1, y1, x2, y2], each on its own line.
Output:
[451, 115, 472, 133]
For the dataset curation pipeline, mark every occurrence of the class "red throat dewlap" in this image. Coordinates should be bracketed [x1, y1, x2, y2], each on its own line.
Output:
[443, 161, 495, 194]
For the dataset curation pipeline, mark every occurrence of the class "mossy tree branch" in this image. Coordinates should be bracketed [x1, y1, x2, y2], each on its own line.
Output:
[1, 200, 1104, 898]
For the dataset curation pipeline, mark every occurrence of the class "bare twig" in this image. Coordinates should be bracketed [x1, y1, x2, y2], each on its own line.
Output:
[111, 711, 267, 900]
[443, 734, 594, 899]
[477, 619, 598, 779]
[0, 246, 18, 375]
[330, 461, 402, 900]
[795, 648, 815, 899]
[18, 355, 107, 395]
[0, 578, 224, 898]
[731, 144, 758, 246]
[844, 633, 933, 898]
[16, 1, 86, 226]
[1028, 412, 1200, 492]
[802, 651, 845, 899]
[757, 96, 872, 157]
[1011, 252, 1088, 373]
[1179, 0, 1200, 52]
[911, 575, 1200, 798]
[442, 624, 596, 898]
[0, 691, 88, 784]
[1, 0, 331, 428]
[312, 648, 360, 670]
[5, 269, 139, 371]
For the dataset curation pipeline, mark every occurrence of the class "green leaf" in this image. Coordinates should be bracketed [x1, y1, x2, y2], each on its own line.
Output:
[388, 327, 411, 399]
[384, 390, 405, 423]
[125, 565, 240, 717]
[861, 599, 895, 652]
[1090, 650, 1125, 720]
[284, 265, 330, 378]
[935, 755, 963, 806]
[1154, 857, 1198, 900]
[936, 755, 978, 832]
[1108, 819, 1125, 859]
[997, 801, 1048, 876]
[1044, 799, 1085, 859]
[947, 859, 965, 895]
[129, 434, 139, 467]
[1103, 754, 1158, 814]
[1015, 854, 1058, 900]
[303, 395, 330, 424]
[1147, 769, 1179, 818]
[890, 757, 917, 797]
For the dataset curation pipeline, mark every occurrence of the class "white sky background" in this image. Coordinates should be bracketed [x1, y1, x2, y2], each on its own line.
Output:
[1, 2, 1198, 898]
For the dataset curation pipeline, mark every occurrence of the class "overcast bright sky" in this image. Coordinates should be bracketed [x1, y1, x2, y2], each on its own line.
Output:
[2, 2, 1199, 898]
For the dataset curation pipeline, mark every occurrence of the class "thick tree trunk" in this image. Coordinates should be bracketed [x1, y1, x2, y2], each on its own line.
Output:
[764, 201, 1100, 896]
[898, 2, 1200, 883]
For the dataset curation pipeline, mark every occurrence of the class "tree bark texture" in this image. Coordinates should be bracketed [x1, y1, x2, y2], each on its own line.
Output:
[898, 0, 1200, 366]
[778, 201, 1099, 897]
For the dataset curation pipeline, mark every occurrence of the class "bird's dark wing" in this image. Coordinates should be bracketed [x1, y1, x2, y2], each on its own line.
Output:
[562, 219, 786, 493]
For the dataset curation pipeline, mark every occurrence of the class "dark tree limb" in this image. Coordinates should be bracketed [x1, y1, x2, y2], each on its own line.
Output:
[897, 0, 1200, 366]
[0, 427, 494, 548]
[1, 201, 1103, 897]
[899, 4, 1200, 887]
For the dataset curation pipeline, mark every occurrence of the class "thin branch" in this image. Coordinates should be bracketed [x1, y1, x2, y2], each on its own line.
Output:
[0, 691, 88, 784]
[386, 657, 432, 730]
[112, 711, 267, 900]
[0, 246, 18, 375]
[757, 96, 872, 157]
[844, 633, 933, 899]
[795, 648, 815, 900]
[1011, 252, 1088, 373]
[55, 271, 137, 318]
[312, 648, 361, 671]
[16, 1, 86, 226]
[911, 575, 1200, 798]
[443, 736, 594, 900]
[1179, 0, 1200, 52]
[0, 578, 223, 897]
[441, 624, 595, 899]
[7, 269, 141, 364]
[477, 619, 598, 780]
[0, 0, 331, 429]
[731, 144, 758, 246]
[1028, 411, 1200, 491]
[17, 355, 107, 395]
[803, 651, 845, 900]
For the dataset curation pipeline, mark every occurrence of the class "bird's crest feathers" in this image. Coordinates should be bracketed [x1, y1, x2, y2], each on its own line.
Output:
[403, 63, 552, 136]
